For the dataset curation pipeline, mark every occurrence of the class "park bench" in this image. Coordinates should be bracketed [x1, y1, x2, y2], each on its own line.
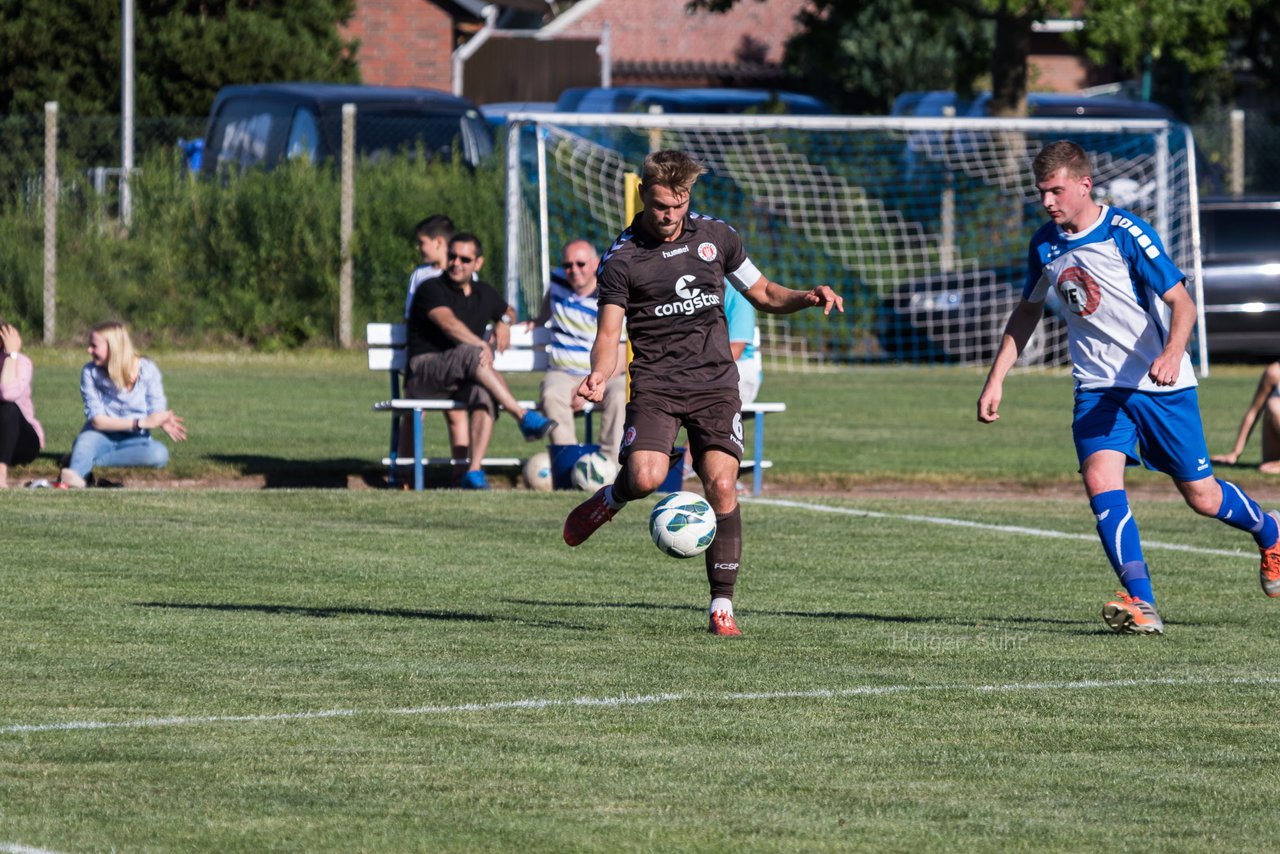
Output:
[367, 322, 784, 494]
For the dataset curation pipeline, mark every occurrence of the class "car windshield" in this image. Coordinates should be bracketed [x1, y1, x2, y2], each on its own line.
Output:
[1206, 208, 1280, 258]
[355, 112, 492, 164]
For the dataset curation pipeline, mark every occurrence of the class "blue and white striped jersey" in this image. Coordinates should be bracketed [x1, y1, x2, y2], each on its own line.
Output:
[1024, 204, 1193, 392]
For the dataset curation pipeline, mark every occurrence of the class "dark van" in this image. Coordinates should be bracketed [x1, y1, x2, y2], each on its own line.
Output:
[200, 83, 493, 176]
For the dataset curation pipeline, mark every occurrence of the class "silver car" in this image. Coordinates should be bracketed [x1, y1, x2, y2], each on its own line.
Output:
[1199, 196, 1280, 359]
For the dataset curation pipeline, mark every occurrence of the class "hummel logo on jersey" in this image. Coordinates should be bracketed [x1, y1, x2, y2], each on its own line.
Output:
[1110, 214, 1162, 260]
[662, 245, 689, 259]
[655, 275, 721, 317]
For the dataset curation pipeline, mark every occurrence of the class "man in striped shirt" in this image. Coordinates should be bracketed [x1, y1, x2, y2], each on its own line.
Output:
[529, 239, 627, 465]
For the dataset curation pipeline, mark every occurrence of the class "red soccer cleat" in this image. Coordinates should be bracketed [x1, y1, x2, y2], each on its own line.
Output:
[563, 486, 616, 547]
[708, 610, 741, 637]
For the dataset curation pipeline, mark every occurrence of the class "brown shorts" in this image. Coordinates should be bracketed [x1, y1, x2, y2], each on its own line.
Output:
[620, 386, 744, 463]
[405, 346, 497, 419]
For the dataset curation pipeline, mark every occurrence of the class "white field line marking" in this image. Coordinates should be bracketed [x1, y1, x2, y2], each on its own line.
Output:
[745, 497, 1253, 560]
[1, 844, 67, 854]
[4, 677, 1279, 737]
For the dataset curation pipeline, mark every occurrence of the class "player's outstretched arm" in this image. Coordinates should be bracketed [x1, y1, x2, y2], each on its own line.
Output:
[577, 304, 625, 403]
[744, 276, 843, 316]
[1148, 283, 1195, 387]
[977, 298, 1044, 424]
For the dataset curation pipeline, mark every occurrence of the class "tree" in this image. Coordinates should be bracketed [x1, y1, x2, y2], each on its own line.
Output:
[688, 0, 1066, 115]
[778, 0, 993, 115]
[688, 0, 1268, 118]
[0, 1, 360, 117]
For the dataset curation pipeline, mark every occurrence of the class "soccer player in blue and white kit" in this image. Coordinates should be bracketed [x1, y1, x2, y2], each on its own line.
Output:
[563, 149, 843, 636]
[978, 140, 1280, 635]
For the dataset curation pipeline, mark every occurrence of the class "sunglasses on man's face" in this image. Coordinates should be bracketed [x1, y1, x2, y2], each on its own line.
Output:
[564, 260, 592, 268]
[448, 253, 475, 264]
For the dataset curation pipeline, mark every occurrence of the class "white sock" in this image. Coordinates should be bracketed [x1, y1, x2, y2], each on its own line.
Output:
[603, 485, 627, 511]
[709, 597, 733, 616]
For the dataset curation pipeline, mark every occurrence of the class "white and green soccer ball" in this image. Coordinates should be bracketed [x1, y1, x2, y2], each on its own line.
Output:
[649, 491, 717, 559]
[571, 451, 618, 491]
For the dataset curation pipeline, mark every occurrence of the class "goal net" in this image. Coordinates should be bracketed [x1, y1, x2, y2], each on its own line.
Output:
[502, 112, 1203, 371]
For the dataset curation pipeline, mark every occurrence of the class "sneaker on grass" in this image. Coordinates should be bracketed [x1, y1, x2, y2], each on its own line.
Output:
[459, 470, 489, 490]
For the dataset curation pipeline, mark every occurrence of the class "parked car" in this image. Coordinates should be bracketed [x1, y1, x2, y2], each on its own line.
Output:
[555, 86, 832, 115]
[890, 90, 1179, 121]
[875, 269, 1068, 365]
[478, 101, 557, 130]
[200, 83, 493, 176]
[1198, 196, 1280, 359]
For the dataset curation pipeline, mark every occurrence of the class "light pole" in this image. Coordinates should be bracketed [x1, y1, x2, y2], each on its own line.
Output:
[121, 0, 134, 228]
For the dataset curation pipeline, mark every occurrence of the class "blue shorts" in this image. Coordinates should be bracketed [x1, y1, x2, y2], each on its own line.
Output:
[1072, 387, 1213, 482]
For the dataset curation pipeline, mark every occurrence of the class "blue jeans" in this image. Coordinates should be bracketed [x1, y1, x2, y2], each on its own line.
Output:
[68, 429, 169, 477]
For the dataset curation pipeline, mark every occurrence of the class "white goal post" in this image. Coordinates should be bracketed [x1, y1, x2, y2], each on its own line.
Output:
[503, 112, 1205, 373]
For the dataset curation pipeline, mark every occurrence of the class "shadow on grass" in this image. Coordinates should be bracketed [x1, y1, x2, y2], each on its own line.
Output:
[503, 597, 942, 625]
[502, 597, 1115, 633]
[207, 454, 387, 488]
[135, 601, 595, 631]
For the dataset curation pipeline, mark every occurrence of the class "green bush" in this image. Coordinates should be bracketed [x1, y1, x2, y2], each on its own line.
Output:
[0, 145, 506, 348]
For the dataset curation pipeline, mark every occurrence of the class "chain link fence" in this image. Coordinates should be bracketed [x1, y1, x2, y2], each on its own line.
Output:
[1, 106, 1277, 351]
[1192, 106, 1280, 195]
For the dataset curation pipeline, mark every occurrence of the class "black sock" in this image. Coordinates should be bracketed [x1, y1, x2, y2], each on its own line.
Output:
[705, 506, 741, 600]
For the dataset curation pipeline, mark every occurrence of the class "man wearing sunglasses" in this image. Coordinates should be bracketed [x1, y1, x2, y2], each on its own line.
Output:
[405, 232, 556, 489]
[525, 239, 627, 466]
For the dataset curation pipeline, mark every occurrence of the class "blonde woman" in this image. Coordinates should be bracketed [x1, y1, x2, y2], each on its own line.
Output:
[58, 321, 187, 488]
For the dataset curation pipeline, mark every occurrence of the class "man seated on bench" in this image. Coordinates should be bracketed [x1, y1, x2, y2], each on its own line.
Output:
[524, 239, 627, 466]
[405, 232, 556, 489]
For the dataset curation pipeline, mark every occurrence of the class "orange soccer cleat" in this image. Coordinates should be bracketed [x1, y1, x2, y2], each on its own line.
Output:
[1101, 591, 1164, 635]
[1259, 511, 1280, 598]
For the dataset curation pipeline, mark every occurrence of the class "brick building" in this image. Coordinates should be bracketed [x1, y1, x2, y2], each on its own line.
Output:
[342, 0, 1102, 104]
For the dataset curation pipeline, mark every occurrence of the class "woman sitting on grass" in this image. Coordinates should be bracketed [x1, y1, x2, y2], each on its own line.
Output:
[0, 321, 45, 488]
[58, 321, 187, 488]
[1212, 360, 1280, 475]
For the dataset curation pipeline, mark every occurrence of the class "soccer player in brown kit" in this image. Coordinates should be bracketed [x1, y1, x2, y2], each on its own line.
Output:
[563, 149, 843, 636]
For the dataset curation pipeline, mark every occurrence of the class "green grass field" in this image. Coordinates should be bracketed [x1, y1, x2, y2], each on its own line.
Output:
[3, 355, 1280, 852]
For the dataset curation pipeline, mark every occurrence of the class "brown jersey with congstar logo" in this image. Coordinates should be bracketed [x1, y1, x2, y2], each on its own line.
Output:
[597, 211, 759, 395]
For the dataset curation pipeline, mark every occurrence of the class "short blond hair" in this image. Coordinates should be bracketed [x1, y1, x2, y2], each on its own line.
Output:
[92, 320, 142, 392]
[1033, 140, 1092, 183]
[640, 150, 708, 195]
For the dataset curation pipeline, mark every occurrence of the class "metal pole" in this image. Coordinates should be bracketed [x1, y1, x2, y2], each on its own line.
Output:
[339, 103, 355, 349]
[940, 105, 955, 272]
[504, 120, 523, 310]
[1230, 108, 1245, 197]
[43, 102, 58, 346]
[121, 0, 134, 228]
[599, 21, 611, 88]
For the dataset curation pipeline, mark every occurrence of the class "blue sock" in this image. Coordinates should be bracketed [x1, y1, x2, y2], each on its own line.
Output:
[1118, 561, 1155, 607]
[1215, 479, 1278, 548]
[1090, 490, 1154, 604]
